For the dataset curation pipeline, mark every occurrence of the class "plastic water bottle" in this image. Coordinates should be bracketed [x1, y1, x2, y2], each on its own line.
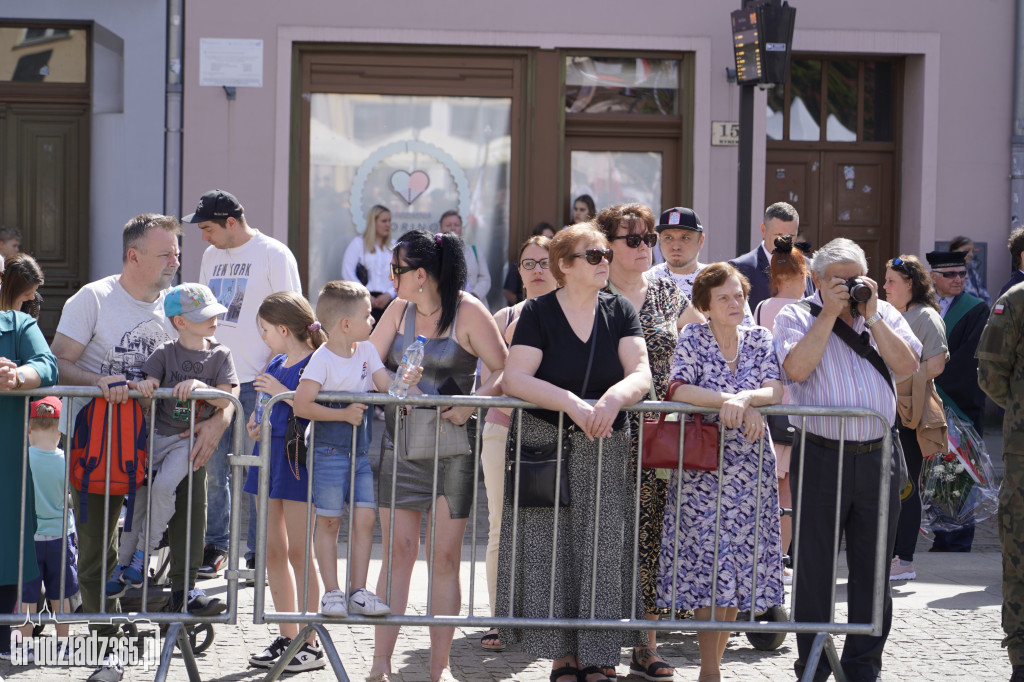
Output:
[254, 391, 271, 424]
[389, 335, 427, 398]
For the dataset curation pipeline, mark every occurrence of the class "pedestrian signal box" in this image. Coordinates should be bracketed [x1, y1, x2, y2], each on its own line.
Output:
[731, 0, 796, 87]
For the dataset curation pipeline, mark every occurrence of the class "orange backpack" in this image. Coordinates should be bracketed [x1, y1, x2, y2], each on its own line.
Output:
[70, 397, 148, 531]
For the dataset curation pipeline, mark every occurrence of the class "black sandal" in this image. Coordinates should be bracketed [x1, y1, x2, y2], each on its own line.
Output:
[481, 629, 505, 652]
[629, 648, 673, 681]
[576, 666, 613, 681]
[550, 665, 578, 682]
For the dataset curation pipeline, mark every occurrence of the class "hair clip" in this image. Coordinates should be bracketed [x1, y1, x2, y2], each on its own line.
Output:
[435, 233, 443, 245]
[308, 321, 322, 331]
[774, 235, 794, 253]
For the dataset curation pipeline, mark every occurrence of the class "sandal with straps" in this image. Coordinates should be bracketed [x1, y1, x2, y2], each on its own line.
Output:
[549, 665, 578, 682]
[576, 665, 614, 681]
[629, 648, 673, 681]
[481, 628, 505, 652]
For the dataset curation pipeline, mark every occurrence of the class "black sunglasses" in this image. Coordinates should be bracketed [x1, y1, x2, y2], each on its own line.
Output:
[571, 249, 614, 265]
[890, 257, 910, 275]
[519, 257, 549, 270]
[390, 263, 415, 278]
[610, 233, 658, 249]
[937, 269, 968, 280]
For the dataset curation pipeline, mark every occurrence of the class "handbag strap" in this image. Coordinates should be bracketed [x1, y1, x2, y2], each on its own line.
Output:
[579, 299, 599, 397]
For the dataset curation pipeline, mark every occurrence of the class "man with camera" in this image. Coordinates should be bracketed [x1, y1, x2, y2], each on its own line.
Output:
[772, 238, 920, 682]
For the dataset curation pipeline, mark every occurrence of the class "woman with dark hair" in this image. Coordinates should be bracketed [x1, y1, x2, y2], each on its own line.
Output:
[503, 223, 557, 305]
[594, 202, 702, 681]
[0, 300, 58, 661]
[0, 254, 44, 312]
[573, 194, 597, 224]
[499, 222, 652, 682]
[479, 234, 557, 652]
[754, 235, 810, 581]
[657, 262, 784, 682]
[342, 204, 393, 320]
[883, 254, 948, 580]
[367, 229, 507, 682]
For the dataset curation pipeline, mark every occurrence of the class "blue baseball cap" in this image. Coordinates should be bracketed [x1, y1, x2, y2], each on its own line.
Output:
[164, 283, 228, 322]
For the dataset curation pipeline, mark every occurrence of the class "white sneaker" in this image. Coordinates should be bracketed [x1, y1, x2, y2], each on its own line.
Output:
[284, 642, 326, 672]
[349, 587, 391, 616]
[889, 556, 916, 581]
[320, 589, 348, 617]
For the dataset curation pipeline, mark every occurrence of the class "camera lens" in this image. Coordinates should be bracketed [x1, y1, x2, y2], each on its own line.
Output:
[846, 278, 872, 303]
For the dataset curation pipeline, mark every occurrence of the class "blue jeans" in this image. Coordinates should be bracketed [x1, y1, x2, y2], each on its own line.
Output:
[205, 380, 256, 552]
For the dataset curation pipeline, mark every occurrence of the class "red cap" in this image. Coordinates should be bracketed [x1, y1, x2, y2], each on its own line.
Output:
[30, 396, 61, 419]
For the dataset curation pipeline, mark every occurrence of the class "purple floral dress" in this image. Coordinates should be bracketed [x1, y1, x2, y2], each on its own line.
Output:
[655, 323, 785, 613]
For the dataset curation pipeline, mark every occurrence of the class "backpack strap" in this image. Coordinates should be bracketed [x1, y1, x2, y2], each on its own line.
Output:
[121, 403, 138, 533]
[75, 399, 103, 526]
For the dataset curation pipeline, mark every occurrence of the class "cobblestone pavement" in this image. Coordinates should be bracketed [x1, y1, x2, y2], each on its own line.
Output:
[0, 424, 1008, 681]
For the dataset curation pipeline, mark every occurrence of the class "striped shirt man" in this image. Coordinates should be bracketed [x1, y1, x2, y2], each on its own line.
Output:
[773, 292, 922, 441]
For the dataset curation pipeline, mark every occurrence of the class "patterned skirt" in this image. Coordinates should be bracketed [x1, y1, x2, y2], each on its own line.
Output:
[496, 411, 646, 666]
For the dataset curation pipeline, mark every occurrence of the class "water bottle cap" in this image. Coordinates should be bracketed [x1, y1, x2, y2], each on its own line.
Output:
[415, 335, 428, 343]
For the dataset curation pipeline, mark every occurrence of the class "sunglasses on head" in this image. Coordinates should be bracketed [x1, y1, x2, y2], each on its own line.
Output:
[610, 233, 658, 249]
[571, 249, 614, 265]
[890, 257, 910, 275]
[519, 257, 549, 271]
[937, 269, 968, 280]
[390, 263, 415, 278]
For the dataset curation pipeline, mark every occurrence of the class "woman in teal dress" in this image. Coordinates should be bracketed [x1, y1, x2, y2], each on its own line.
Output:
[0, 309, 59, 656]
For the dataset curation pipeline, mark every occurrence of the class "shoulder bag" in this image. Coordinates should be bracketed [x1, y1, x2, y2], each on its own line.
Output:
[505, 299, 598, 507]
[641, 380, 721, 471]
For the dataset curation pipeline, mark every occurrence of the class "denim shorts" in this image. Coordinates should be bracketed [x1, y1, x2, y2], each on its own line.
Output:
[311, 445, 375, 516]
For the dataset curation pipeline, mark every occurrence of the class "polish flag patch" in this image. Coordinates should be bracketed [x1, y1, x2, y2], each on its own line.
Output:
[995, 304, 1005, 314]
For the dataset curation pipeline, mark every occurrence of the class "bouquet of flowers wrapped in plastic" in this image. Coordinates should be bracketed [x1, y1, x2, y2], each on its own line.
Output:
[919, 409, 998, 532]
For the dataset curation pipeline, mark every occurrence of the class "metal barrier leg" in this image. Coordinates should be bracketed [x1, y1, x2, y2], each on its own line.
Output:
[801, 632, 848, 682]
[154, 622, 201, 682]
[260, 623, 348, 682]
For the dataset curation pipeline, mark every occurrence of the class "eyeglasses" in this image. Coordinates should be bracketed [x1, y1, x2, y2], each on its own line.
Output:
[610, 233, 658, 249]
[519, 258, 549, 271]
[390, 263, 415, 278]
[890, 257, 910, 275]
[937, 270, 968, 280]
[571, 249, 614, 265]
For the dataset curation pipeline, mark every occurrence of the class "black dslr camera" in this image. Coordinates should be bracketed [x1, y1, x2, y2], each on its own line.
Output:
[845, 277, 871, 317]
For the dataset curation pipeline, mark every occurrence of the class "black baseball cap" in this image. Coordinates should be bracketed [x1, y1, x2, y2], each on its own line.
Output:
[182, 189, 244, 223]
[656, 207, 703, 233]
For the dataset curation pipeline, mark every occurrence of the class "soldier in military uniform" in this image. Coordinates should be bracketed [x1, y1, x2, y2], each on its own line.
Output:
[976, 282, 1024, 682]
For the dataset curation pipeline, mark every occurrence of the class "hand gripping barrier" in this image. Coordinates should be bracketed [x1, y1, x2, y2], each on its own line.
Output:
[251, 392, 892, 682]
[2, 386, 246, 682]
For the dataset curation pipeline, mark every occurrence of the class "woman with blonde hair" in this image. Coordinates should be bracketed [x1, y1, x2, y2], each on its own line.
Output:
[342, 204, 394, 320]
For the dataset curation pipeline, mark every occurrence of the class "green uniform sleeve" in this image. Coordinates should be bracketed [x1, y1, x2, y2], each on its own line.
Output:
[976, 296, 1020, 408]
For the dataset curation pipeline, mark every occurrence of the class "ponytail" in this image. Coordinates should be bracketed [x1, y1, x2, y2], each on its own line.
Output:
[395, 229, 468, 335]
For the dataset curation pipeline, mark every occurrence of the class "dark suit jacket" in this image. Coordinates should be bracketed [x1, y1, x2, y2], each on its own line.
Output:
[730, 246, 772, 310]
[998, 270, 1024, 298]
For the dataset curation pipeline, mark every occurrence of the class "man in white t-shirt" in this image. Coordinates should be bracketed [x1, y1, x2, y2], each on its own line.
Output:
[647, 206, 754, 323]
[439, 210, 491, 303]
[51, 214, 229, 681]
[184, 189, 302, 578]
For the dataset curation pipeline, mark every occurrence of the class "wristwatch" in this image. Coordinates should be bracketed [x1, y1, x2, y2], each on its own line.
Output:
[864, 312, 883, 328]
[13, 369, 25, 390]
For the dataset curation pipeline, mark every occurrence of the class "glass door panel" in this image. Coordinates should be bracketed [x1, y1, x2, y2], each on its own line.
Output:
[308, 93, 511, 309]
[569, 150, 663, 219]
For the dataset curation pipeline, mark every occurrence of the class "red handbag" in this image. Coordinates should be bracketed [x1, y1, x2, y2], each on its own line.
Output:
[641, 380, 720, 471]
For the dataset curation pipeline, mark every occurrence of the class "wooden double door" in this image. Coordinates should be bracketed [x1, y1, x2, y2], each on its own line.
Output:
[0, 101, 90, 337]
[766, 149, 896, 282]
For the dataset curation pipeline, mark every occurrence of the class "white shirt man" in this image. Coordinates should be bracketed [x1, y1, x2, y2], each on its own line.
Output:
[184, 189, 302, 576]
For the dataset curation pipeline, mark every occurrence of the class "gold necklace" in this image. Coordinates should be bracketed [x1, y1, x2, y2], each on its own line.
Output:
[417, 305, 441, 317]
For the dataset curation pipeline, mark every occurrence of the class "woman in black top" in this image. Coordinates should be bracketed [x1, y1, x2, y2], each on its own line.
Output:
[500, 223, 652, 682]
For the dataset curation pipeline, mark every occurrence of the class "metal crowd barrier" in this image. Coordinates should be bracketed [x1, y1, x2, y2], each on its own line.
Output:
[252, 392, 892, 682]
[2, 386, 246, 682]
